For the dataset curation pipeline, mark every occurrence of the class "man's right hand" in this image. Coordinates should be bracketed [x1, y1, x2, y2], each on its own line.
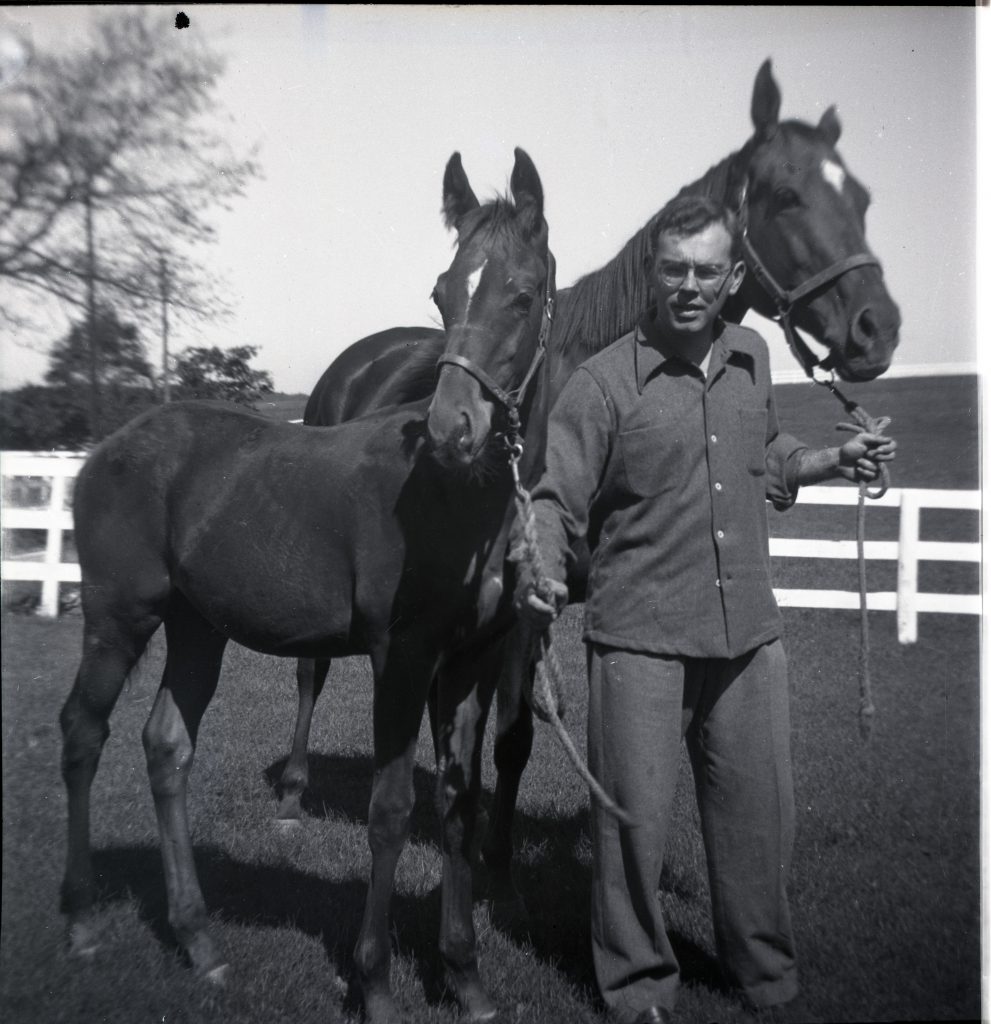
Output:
[515, 578, 569, 629]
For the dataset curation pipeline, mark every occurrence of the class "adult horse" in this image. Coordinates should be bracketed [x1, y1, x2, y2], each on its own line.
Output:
[277, 59, 902, 901]
[60, 148, 554, 1024]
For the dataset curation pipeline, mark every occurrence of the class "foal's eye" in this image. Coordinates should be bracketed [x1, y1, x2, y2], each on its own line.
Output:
[513, 293, 534, 314]
[774, 187, 802, 210]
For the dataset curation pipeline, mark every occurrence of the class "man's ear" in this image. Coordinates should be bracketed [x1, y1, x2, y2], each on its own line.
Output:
[727, 259, 746, 296]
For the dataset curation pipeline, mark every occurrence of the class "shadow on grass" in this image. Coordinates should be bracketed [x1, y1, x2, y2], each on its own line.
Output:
[90, 842, 453, 1016]
[257, 752, 725, 1002]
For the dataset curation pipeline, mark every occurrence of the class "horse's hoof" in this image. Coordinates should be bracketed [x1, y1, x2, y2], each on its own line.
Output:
[67, 920, 100, 958]
[275, 797, 304, 822]
[445, 966, 499, 1022]
[203, 963, 231, 987]
[363, 988, 404, 1024]
[186, 931, 227, 981]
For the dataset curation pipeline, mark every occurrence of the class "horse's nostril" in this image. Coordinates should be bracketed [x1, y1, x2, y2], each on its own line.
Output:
[851, 306, 878, 352]
[457, 413, 473, 451]
[858, 307, 878, 339]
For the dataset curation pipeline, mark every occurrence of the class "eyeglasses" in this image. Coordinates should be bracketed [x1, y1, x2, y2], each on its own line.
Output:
[656, 260, 731, 293]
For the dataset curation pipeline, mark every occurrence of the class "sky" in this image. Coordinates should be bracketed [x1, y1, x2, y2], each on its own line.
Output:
[0, 5, 981, 395]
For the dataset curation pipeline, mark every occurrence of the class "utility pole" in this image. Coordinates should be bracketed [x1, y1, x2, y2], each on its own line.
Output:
[84, 181, 101, 440]
[159, 253, 171, 403]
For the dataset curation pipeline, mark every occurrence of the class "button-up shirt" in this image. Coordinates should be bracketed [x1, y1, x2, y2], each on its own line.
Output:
[530, 312, 807, 659]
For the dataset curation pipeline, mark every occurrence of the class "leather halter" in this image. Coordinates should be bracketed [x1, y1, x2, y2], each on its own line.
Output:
[736, 181, 880, 382]
[435, 250, 556, 428]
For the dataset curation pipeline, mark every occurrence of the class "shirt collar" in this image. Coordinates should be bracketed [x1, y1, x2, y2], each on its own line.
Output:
[634, 308, 748, 394]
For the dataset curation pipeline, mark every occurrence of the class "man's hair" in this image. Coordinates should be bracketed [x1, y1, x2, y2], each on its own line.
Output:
[647, 194, 742, 264]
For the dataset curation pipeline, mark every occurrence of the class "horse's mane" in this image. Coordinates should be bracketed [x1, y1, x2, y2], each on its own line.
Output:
[551, 147, 750, 357]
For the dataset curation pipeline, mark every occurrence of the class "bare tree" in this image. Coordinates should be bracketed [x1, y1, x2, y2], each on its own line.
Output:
[0, 9, 260, 436]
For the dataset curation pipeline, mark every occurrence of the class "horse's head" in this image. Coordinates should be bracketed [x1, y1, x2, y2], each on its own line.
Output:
[427, 147, 553, 474]
[735, 60, 901, 382]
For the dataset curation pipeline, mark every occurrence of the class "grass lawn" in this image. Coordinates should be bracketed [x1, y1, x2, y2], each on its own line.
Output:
[0, 602, 979, 1024]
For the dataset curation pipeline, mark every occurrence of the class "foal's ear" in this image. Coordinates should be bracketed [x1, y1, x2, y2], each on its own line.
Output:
[751, 58, 781, 137]
[817, 105, 842, 149]
[442, 152, 480, 230]
[510, 147, 545, 238]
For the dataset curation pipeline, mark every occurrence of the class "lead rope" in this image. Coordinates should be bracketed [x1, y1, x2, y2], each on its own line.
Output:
[825, 379, 892, 743]
[508, 445, 633, 826]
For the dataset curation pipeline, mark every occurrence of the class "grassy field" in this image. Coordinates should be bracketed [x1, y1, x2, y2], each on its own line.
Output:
[0, 607, 980, 1024]
[0, 373, 981, 1022]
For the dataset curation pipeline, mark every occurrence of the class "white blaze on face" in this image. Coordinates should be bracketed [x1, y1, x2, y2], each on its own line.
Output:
[821, 158, 846, 196]
[464, 259, 487, 319]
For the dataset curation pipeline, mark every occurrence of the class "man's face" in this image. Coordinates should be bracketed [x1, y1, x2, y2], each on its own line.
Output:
[650, 221, 745, 341]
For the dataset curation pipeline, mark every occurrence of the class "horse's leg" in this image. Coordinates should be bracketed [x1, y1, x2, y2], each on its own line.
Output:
[434, 638, 505, 1022]
[354, 639, 434, 1024]
[142, 593, 229, 982]
[60, 604, 163, 956]
[481, 624, 534, 919]
[276, 656, 331, 821]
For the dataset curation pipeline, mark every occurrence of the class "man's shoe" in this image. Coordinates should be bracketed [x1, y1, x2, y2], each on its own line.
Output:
[631, 1008, 673, 1024]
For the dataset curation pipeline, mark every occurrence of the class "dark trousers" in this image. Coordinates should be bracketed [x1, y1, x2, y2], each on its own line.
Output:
[587, 640, 798, 1021]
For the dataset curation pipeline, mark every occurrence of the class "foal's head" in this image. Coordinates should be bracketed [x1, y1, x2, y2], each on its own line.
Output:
[735, 60, 901, 382]
[426, 148, 553, 475]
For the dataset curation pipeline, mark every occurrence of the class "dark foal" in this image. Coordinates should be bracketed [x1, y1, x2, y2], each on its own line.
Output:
[60, 148, 555, 1024]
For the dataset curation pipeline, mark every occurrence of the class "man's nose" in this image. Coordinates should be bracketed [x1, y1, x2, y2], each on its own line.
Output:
[678, 268, 701, 291]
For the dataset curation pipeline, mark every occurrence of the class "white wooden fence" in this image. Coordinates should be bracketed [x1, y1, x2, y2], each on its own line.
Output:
[0, 452, 981, 642]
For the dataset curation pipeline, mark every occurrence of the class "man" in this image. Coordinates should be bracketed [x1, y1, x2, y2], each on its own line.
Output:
[514, 194, 896, 1024]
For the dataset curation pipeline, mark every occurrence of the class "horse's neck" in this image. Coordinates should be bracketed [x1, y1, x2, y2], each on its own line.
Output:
[551, 148, 748, 365]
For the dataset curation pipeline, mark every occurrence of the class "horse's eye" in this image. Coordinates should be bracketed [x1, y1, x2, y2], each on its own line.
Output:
[774, 187, 802, 210]
[513, 293, 534, 314]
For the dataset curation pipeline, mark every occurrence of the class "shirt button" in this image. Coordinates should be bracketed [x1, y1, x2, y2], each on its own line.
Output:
[716, 530, 725, 539]
[710, 434, 718, 443]
[715, 578, 722, 588]
[714, 482, 723, 492]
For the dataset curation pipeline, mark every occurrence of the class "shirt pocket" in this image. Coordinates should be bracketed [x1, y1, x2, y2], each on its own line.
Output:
[619, 421, 686, 497]
[739, 408, 768, 476]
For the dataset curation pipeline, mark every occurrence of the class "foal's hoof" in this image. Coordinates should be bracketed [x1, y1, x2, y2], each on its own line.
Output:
[363, 988, 404, 1024]
[203, 962, 231, 987]
[275, 795, 305, 822]
[445, 966, 499, 1022]
[67, 920, 100, 959]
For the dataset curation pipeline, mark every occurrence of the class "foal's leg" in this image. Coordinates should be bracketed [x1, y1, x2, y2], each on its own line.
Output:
[60, 605, 162, 955]
[434, 638, 505, 1022]
[276, 656, 331, 821]
[482, 624, 534, 915]
[142, 594, 228, 981]
[354, 640, 434, 1024]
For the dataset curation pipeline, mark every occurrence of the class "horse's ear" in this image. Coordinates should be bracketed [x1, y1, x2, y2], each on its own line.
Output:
[751, 58, 781, 136]
[818, 105, 842, 148]
[510, 147, 545, 238]
[442, 151, 480, 230]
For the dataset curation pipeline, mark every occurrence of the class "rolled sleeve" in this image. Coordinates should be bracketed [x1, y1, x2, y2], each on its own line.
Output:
[765, 431, 808, 511]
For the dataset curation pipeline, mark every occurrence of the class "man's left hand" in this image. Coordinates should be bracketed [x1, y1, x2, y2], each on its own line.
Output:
[837, 430, 897, 483]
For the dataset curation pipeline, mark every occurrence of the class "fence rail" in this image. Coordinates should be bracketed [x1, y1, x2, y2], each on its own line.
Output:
[1, 453, 981, 641]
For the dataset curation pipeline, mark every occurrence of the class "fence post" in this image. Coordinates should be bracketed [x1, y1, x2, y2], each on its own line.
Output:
[897, 489, 920, 644]
[39, 472, 68, 617]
